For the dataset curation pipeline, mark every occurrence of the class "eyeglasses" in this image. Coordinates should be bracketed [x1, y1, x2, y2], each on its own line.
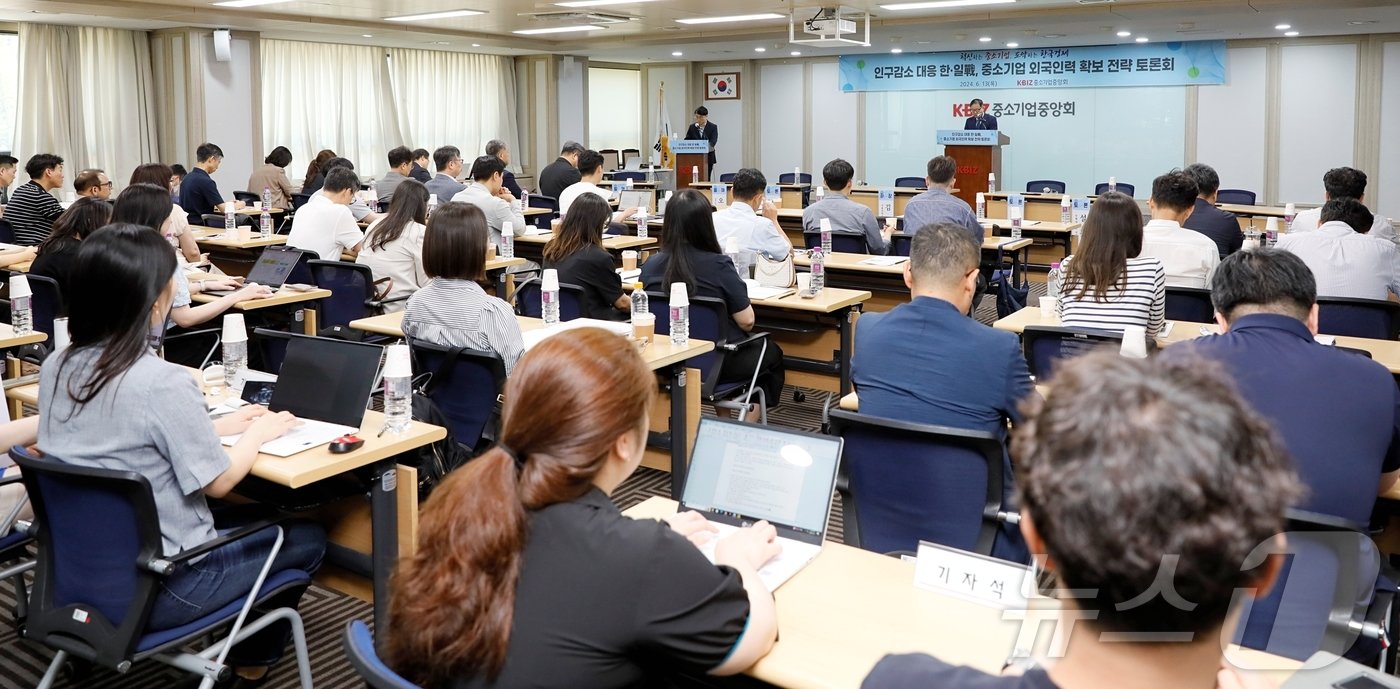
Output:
[99, 181, 114, 189]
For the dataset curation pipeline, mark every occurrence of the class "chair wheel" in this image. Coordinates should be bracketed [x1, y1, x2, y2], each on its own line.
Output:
[793, 391, 806, 403]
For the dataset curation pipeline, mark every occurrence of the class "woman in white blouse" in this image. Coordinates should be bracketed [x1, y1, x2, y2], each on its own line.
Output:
[358, 179, 429, 312]
[1057, 191, 1167, 338]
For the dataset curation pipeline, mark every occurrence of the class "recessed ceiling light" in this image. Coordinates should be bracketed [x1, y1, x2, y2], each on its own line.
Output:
[1116, 30, 1131, 37]
[1042, 33, 1065, 38]
[513, 25, 606, 34]
[1284, 30, 1300, 36]
[1275, 23, 1291, 30]
[754, 46, 766, 52]
[890, 48, 903, 53]
[978, 36, 991, 42]
[555, 0, 657, 6]
[433, 41, 450, 45]
[1006, 42, 1018, 47]
[385, 9, 485, 21]
[790, 50, 802, 56]
[880, 0, 1014, 10]
[362, 34, 373, 37]
[675, 13, 785, 24]
[672, 51, 683, 56]
[1348, 20, 1378, 25]
[1135, 36, 1148, 43]
[211, 0, 293, 7]
[471, 43, 481, 47]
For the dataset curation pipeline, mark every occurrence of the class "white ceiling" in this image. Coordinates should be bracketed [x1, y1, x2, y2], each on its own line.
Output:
[0, 0, 1397, 61]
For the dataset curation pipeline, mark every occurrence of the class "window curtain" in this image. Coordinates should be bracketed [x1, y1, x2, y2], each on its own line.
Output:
[384, 48, 522, 175]
[15, 24, 158, 190]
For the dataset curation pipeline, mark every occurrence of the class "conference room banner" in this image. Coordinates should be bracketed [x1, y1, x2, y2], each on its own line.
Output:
[838, 41, 1226, 92]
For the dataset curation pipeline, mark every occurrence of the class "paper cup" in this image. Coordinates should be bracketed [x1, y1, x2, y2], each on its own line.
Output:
[796, 273, 813, 292]
[622, 250, 639, 271]
[221, 313, 247, 343]
[1039, 296, 1056, 319]
[631, 312, 655, 343]
[383, 344, 412, 379]
[550, 218, 562, 233]
[1120, 325, 1149, 359]
[486, 243, 497, 259]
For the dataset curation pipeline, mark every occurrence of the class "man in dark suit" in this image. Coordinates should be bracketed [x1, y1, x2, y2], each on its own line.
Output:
[963, 98, 998, 130]
[685, 106, 719, 177]
[1182, 163, 1243, 258]
[538, 141, 584, 200]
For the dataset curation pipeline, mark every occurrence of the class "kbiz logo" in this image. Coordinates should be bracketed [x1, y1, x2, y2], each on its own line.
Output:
[951, 104, 992, 117]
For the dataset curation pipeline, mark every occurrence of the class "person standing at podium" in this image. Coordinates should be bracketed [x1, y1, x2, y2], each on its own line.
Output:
[686, 106, 719, 177]
[963, 98, 998, 131]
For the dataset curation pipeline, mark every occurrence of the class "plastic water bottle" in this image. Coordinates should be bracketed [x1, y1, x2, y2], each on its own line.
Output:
[1108, 176, 1117, 193]
[1284, 202, 1296, 230]
[725, 237, 743, 277]
[630, 284, 648, 317]
[541, 269, 561, 325]
[810, 247, 826, 293]
[976, 192, 986, 220]
[521, 190, 529, 210]
[9, 276, 31, 336]
[1011, 216, 1022, 239]
[1060, 196, 1072, 224]
[669, 282, 689, 346]
[987, 173, 997, 194]
[1047, 262, 1062, 300]
[261, 186, 272, 210]
[427, 193, 438, 217]
[501, 221, 515, 259]
[382, 344, 412, 435]
[636, 209, 649, 239]
[223, 338, 246, 395]
[224, 205, 237, 235]
[259, 208, 272, 238]
[658, 190, 672, 216]
[691, 166, 699, 185]
[819, 217, 833, 255]
[815, 186, 825, 201]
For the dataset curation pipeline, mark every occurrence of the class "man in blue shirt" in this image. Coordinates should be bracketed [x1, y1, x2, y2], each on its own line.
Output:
[901, 155, 982, 242]
[1181, 162, 1243, 258]
[179, 142, 243, 225]
[1163, 248, 1400, 525]
[963, 98, 998, 130]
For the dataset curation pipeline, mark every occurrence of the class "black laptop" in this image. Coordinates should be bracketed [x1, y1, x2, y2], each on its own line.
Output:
[203, 246, 304, 295]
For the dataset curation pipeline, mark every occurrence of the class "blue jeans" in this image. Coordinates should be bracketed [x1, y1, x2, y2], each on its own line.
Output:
[148, 514, 326, 666]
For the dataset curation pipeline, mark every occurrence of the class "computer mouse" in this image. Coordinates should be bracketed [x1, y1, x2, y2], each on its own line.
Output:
[329, 435, 365, 454]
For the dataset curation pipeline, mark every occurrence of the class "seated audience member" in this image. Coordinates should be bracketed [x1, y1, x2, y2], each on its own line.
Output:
[0, 410, 39, 533]
[902, 155, 981, 242]
[131, 163, 202, 263]
[30, 197, 109, 300]
[180, 142, 244, 224]
[301, 149, 336, 195]
[452, 156, 526, 250]
[320, 157, 383, 224]
[802, 158, 891, 255]
[247, 146, 295, 210]
[642, 190, 785, 408]
[0, 154, 17, 207]
[425, 145, 466, 201]
[538, 141, 584, 200]
[39, 224, 323, 686]
[1290, 166, 1396, 244]
[485, 139, 523, 197]
[862, 351, 1298, 689]
[712, 168, 792, 261]
[1058, 191, 1166, 337]
[409, 148, 432, 184]
[358, 179, 428, 312]
[1277, 198, 1400, 301]
[1140, 169, 1218, 288]
[287, 167, 364, 260]
[8, 153, 67, 245]
[387, 329, 778, 689]
[558, 149, 640, 221]
[1182, 162, 1244, 258]
[168, 163, 187, 203]
[1164, 248, 1399, 524]
[403, 202, 525, 373]
[543, 194, 629, 321]
[73, 168, 112, 200]
[377, 146, 415, 204]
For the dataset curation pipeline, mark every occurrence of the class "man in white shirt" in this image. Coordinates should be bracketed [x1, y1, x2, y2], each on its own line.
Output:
[376, 146, 414, 204]
[1288, 167, 1396, 245]
[558, 149, 641, 222]
[1140, 169, 1219, 288]
[712, 168, 792, 260]
[1278, 198, 1400, 301]
[451, 155, 526, 249]
[287, 167, 364, 260]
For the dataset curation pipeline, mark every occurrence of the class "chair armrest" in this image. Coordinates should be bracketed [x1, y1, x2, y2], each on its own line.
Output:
[718, 331, 770, 352]
[0, 473, 21, 487]
[365, 293, 412, 309]
[152, 517, 284, 574]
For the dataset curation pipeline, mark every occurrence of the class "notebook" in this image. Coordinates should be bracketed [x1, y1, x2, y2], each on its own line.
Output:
[680, 418, 844, 590]
[203, 246, 303, 294]
[748, 284, 795, 301]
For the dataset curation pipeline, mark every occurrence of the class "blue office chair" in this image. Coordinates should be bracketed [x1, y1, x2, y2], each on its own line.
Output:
[1094, 182, 1135, 197]
[1165, 286, 1215, 323]
[12, 446, 315, 689]
[307, 260, 409, 339]
[1025, 180, 1066, 194]
[890, 233, 913, 257]
[611, 171, 646, 183]
[1317, 297, 1400, 340]
[0, 219, 14, 244]
[527, 194, 559, 230]
[803, 230, 870, 254]
[407, 338, 508, 453]
[718, 173, 736, 184]
[1217, 189, 1258, 206]
[894, 176, 925, 189]
[11, 273, 63, 365]
[344, 620, 421, 688]
[201, 213, 253, 228]
[827, 409, 1019, 559]
[290, 193, 312, 211]
[512, 277, 587, 321]
[778, 173, 813, 185]
[1021, 325, 1139, 381]
[648, 291, 773, 422]
[0, 472, 35, 627]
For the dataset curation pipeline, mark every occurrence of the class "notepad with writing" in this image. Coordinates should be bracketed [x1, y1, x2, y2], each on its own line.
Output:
[859, 256, 908, 267]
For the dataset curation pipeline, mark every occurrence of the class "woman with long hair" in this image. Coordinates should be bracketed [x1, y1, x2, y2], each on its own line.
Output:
[30, 197, 111, 301]
[301, 149, 336, 195]
[131, 162, 202, 263]
[386, 329, 779, 688]
[641, 189, 786, 409]
[542, 193, 629, 320]
[357, 178, 428, 311]
[1057, 191, 1166, 337]
[37, 224, 322, 685]
[248, 146, 296, 210]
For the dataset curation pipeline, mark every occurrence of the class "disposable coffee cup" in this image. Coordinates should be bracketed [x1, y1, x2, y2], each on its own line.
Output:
[1120, 325, 1149, 359]
[622, 250, 639, 271]
[221, 313, 247, 343]
[1039, 296, 1056, 319]
[383, 344, 412, 379]
[486, 243, 497, 259]
[796, 273, 813, 292]
[632, 312, 656, 343]
[550, 218, 562, 233]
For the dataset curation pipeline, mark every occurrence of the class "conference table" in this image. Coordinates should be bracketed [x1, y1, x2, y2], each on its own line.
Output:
[750, 287, 871, 397]
[689, 182, 810, 209]
[187, 272, 331, 336]
[511, 232, 657, 264]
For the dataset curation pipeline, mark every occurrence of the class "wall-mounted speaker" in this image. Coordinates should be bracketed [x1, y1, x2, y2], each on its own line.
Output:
[213, 29, 232, 62]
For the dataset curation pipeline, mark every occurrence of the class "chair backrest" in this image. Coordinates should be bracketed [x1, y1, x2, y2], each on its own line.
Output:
[1217, 189, 1258, 206]
[1025, 179, 1066, 194]
[201, 213, 250, 228]
[252, 327, 295, 373]
[894, 176, 925, 189]
[1094, 182, 1135, 197]
[27, 272, 62, 338]
[1315, 297, 1400, 340]
[1165, 286, 1215, 323]
[307, 259, 378, 329]
[13, 447, 167, 669]
[408, 338, 508, 452]
[598, 149, 620, 172]
[890, 233, 913, 257]
[1021, 325, 1127, 380]
[513, 277, 586, 321]
[612, 171, 646, 182]
[343, 620, 422, 688]
[647, 290, 728, 391]
[0, 219, 14, 244]
[803, 230, 869, 254]
[778, 172, 813, 185]
[233, 190, 261, 206]
[827, 409, 1005, 556]
[619, 148, 641, 160]
[290, 193, 312, 211]
[718, 173, 736, 183]
[527, 194, 559, 212]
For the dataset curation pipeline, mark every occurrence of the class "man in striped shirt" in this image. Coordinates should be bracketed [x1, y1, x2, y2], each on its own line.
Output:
[7, 154, 66, 246]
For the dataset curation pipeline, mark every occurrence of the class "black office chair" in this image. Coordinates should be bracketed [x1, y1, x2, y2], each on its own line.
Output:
[894, 176, 925, 189]
[1217, 189, 1258, 206]
[778, 173, 813, 185]
[0, 219, 14, 244]
[1022, 325, 1148, 380]
[343, 620, 421, 688]
[647, 291, 773, 422]
[803, 230, 869, 254]
[290, 192, 312, 211]
[512, 277, 587, 322]
[407, 338, 508, 453]
[306, 260, 409, 339]
[1165, 286, 1215, 323]
[200, 213, 252, 228]
[890, 233, 913, 257]
[1317, 297, 1400, 340]
[1026, 180, 1066, 194]
[232, 190, 261, 206]
[718, 173, 736, 184]
[1094, 182, 1135, 197]
[0, 472, 35, 627]
[526, 194, 559, 230]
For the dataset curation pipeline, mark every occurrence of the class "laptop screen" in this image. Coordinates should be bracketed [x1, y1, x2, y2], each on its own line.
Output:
[269, 335, 384, 427]
[681, 418, 842, 536]
[244, 247, 302, 287]
[618, 190, 654, 213]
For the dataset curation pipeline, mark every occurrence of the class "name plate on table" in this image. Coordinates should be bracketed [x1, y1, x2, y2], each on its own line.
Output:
[611, 182, 625, 197]
[1008, 194, 1026, 219]
[878, 189, 895, 217]
[913, 540, 1033, 609]
[1071, 197, 1091, 225]
[712, 184, 729, 206]
[670, 139, 710, 154]
[936, 129, 1000, 146]
[765, 185, 782, 204]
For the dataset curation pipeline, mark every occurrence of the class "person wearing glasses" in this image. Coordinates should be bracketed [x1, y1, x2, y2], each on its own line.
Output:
[963, 98, 998, 131]
[74, 168, 113, 201]
[425, 145, 466, 201]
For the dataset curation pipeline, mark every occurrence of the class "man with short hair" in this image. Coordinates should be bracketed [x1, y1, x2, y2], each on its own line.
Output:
[1181, 162, 1243, 258]
[1140, 169, 1218, 288]
[802, 158, 892, 255]
[711, 168, 792, 260]
[426, 146, 466, 201]
[73, 168, 112, 200]
[685, 106, 719, 177]
[452, 155, 527, 249]
[962, 98, 997, 130]
[376, 146, 415, 203]
[320, 157, 382, 225]
[409, 148, 432, 184]
[287, 167, 364, 260]
[485, 139, 523, 198]
[1290, 166, 1396, 244]
[0, 154, 19, 208]
[901, 156, 981, 242]
[558, 150, 641, 222]
[7, 154, 67, 245]
[180, 142, 243, 225]
[1277, 197, 1400, 301]
[539, 141, 585, 200]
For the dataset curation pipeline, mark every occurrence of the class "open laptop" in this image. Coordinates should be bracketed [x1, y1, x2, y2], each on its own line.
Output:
[220, 335, 384, 456]
[618, 189, 654, 214]
[622, 155, 644, 171]
[202, 246, 303, 295]
[679, 417, 844, 590]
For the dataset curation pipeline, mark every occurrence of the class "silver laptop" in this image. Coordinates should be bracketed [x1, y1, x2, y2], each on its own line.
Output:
[623, 155, 644, 171]
[679, 417, 843, 590]
[618, 189, 654, 213]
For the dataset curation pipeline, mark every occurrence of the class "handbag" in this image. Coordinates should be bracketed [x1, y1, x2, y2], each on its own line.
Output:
[754, 250, 795, 288]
